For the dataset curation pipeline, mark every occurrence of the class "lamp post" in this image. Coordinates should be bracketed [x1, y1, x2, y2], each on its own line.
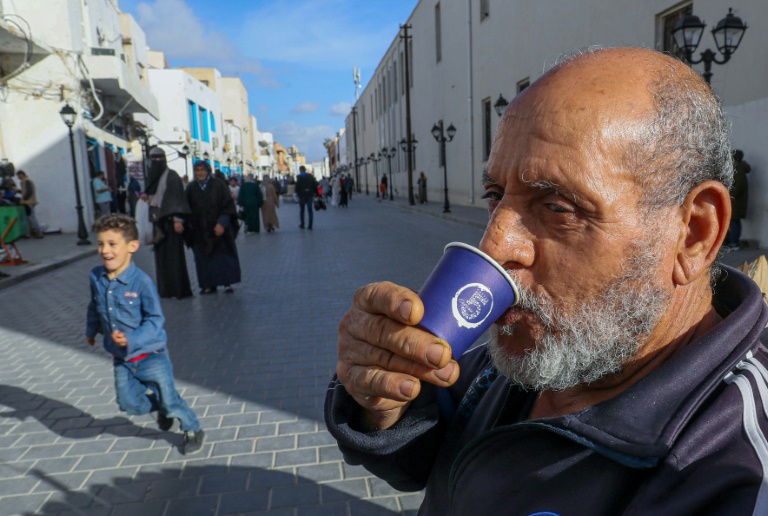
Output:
[494, 93, 509, 117]
[363, 156, 370, 195]
[179, 144, 190, 179]
[381, 147, 396, 200]
[59, 103, 91, 245]
[672, 8, 748, 85]
[370, 152, 382, 198]
[135, 127, 149, 182]
[399, 135, 418, 202]
[431, 121, 456, 214]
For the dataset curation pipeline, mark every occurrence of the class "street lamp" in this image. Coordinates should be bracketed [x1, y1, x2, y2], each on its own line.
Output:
[672, 8, 748, 85]
[431, 121, 456, 213]
[59, 103, 91, 245]
[178, 144, 190, 179]
[364, 156, 371, 195]
[399, 135, 418, 204]
[494, 93, 509, 117]
[370, 152, 382, 199]
[381, 146, 396, 200]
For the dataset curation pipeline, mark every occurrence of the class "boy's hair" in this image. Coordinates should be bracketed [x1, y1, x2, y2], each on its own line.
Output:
[92, 214, 139, 242]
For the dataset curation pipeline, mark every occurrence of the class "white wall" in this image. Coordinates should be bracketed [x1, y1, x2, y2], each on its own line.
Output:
[351, 0, 768, 243]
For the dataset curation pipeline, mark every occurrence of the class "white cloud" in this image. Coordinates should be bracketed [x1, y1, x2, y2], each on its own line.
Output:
[269, 121, 336, 162]
[290, 102, 320, 114]
[329, 102, 351, 117]
[134, 0, 279, 88]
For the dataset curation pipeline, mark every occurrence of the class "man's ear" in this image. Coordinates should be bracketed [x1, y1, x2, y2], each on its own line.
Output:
[673, 180, 731, 286]
[128, 240, 140, 254]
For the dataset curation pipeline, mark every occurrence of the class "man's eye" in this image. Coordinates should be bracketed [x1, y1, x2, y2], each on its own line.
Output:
[481, 191, 502, 202]
[545, 202, 574, 214]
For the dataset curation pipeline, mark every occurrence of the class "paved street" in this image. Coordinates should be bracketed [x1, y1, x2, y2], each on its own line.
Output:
[0, 196, 485, 516]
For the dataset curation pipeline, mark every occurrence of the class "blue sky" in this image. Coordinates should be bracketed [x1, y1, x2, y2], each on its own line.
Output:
[119, 0, 419, 161]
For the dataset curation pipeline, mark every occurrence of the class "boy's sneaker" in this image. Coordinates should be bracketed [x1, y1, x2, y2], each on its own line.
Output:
[183, 430, 205, 455]
[157, 412, 174, 432]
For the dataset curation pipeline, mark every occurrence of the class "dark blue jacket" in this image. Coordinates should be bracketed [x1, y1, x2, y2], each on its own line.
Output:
[325, 265, 768, 515]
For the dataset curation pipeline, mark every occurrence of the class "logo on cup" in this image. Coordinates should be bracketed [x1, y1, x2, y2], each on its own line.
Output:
[451, 283, 494, 329]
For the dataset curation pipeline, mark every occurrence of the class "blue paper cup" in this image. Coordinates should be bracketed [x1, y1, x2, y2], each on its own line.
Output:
[418, 242, 519, 358]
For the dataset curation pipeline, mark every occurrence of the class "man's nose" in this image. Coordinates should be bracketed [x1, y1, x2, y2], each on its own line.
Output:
[479, 207, 534, 270]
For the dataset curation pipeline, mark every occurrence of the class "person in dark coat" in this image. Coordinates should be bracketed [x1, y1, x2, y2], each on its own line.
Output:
[237, 174, 263, 234]
[726, 149, 752, 249]
[417, 171, 427, 204]
[185, 160, 241, 294]
[143, 147, 192, 299]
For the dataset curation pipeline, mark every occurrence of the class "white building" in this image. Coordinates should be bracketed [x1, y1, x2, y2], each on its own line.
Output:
[137, 53, 224, 179]
[0, 0, 158, 231]
[349, 0, 768, 244]
[251, 115, 276, 178]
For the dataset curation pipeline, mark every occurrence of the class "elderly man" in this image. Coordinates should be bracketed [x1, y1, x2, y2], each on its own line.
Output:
[324, 47, 768, 514]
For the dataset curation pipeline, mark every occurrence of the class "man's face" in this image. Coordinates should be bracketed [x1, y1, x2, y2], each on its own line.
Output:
[194, 165, 207, 181]
[479, 78, 676, 390]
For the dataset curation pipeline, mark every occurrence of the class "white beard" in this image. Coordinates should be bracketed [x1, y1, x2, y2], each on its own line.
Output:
[487, 242, 671, 391]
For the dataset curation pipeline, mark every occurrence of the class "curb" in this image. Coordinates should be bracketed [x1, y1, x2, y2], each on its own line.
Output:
[392, 202, 487, 229]
[0, 248, 96, 292]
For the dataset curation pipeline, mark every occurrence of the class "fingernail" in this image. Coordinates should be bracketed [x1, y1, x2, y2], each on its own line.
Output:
[399, 300, 412, 322]
[426, 343, 447, 367]
[399, 380, 416, 398]
[433, 362, 455, 382]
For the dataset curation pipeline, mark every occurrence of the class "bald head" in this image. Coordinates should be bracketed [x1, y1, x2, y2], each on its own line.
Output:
[501, 47, 732, 208]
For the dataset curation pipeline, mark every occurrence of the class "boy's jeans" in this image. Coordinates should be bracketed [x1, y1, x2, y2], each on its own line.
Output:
[113, 348, 200, 432]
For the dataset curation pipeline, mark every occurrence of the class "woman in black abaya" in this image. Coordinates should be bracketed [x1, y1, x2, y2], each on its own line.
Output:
[144, 147, 192, 299]
[184, 160, 241, 294]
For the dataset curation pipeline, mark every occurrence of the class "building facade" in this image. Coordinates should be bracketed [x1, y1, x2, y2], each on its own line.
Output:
[348, 0, 768, 244]
[0, 0, 158, 231]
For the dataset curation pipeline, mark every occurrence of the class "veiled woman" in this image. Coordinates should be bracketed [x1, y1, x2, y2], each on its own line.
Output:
[260, 174, 280, 232]
[144, 146, 192, 299]
[184, 160, 241, 294]
[237, 174, 263, 234]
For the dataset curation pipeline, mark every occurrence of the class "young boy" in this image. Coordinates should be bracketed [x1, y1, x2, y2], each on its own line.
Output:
[86, 214, 205, 454]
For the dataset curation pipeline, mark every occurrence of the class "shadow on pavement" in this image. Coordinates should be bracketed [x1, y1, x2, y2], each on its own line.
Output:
[0, 384, 178, 447]
[24, 464, 403, 516]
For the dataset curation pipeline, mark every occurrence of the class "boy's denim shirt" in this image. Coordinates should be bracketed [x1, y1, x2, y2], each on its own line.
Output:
[86, 261, 167, 360]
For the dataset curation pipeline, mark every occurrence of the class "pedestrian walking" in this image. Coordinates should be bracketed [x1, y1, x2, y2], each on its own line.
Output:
[86, 214, 205, 455]
[261, 174, 280, 232]
[237, 174, 263, 234]
[726, 149, 752, 249]
[143, 147, 192, 299]
[380, 174, 388, 199]
[296, 165, 317, 230]
[417, 171, 427, 204]
[15, 170, 44, 238]
[319, 176, 331, 204]
[185, 160, 242, 294]
[92, 171, 113, 216]
[331, 173, 342, 207]
[346, 174, 354, 200]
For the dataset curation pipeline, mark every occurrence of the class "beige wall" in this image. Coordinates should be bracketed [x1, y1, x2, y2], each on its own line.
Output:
[350, 0, 768, 244]
[220, 77, 254, 167]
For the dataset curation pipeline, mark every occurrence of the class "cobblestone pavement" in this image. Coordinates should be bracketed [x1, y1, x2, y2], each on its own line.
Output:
[0, 196, 485, 516]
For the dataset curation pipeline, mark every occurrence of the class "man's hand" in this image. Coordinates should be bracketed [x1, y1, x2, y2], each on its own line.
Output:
[214, 223, 225, 237]
[111, 330, 128, 347]
[86, 336, 95, 346]
[140, 193, 148, 201]
[337, 282, 460, 431]
[174, 221, 184, 234]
